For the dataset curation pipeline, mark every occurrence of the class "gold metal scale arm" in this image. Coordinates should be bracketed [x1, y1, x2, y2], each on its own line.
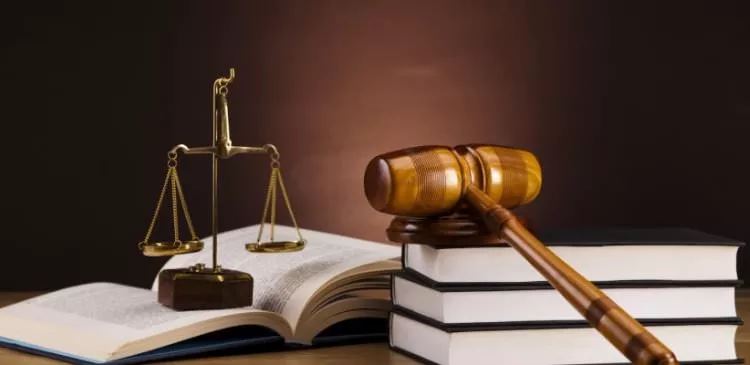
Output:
[138, 68, 305, 274]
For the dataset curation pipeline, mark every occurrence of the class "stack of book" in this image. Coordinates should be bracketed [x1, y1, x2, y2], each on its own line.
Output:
[389, 227, 744, 365]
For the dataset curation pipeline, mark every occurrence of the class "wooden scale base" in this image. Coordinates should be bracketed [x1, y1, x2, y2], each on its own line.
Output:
[158, 264, 253, 310]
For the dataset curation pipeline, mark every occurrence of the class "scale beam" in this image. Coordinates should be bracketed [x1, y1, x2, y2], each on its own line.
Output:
[168, 144, 274, 158]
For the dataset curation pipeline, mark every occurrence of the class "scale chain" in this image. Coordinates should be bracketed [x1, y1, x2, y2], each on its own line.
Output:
[270, 168, 277, 241]
[140, 160, 174, 247]
[139, 152, 199, 250]
[173, 168, 199, 240]
[256, 164, 278, 245]
[255, 154, 304, 246]
[276, 168, 303, 242]
[171, 166, 179, 244]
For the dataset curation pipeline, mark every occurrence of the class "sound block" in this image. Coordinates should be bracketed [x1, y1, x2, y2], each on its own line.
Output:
[158, 264, 253, 310]
[387, 214, 535, 246]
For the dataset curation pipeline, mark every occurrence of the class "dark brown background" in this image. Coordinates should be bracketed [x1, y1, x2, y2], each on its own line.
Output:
[1, 0, 748, 290]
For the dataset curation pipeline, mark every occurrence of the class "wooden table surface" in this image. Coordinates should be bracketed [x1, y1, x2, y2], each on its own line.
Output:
[1, 291, 748, 364]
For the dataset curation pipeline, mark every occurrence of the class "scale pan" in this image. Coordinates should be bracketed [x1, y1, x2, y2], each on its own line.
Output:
[245, 240, 305, 253]
[140, 240, 204, 257]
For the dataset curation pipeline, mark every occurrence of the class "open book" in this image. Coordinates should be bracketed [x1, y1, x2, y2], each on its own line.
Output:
[0, 225, 402, 364]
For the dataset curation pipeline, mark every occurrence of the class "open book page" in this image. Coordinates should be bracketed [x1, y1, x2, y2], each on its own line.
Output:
[155, 225, 401, 332]
[0, 283, 289, 362]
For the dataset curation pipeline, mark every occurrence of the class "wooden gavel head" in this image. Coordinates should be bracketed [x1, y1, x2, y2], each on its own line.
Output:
[364, 144, 542, 217]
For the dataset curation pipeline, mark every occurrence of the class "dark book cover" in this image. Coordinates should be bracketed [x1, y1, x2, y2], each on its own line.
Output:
[389, 307, 744, 365]
[391, 305, 743, 333]
[416, 227, 745, 249]
[395, 268, 744, 292]
[389, 345, 745, 365]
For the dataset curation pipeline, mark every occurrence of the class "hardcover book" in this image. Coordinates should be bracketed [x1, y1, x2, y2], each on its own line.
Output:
[390, 306, 743, 365]
[393, 227, 744, 365]
[0, 225, 401, 364]
[392, 271, 741, 324]
[402, 227, 743, 283]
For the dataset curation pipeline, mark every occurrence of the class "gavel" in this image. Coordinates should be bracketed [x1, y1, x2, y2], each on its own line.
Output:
[364, 144, 678, 365]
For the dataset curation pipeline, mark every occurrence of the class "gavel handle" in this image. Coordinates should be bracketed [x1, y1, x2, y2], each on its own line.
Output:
[465, 184, 678, 365]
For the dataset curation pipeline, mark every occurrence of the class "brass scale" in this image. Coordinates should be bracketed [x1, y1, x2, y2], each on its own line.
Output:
[137, 68, 306, 310]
